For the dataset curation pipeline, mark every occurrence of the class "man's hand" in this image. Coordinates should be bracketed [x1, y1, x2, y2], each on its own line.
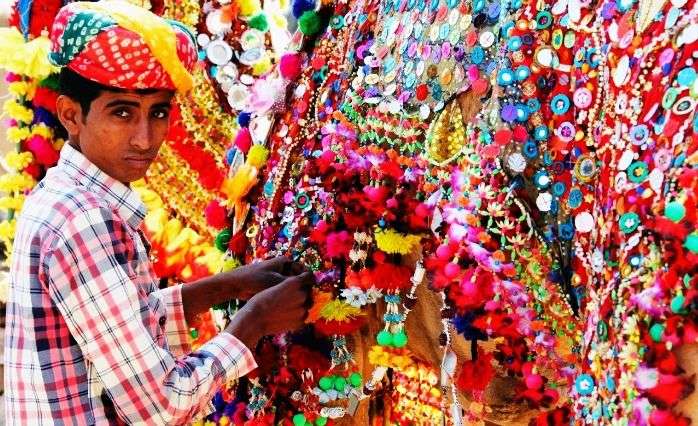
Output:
[225, 272, 314, 349]
[180, 256, 307, 325]
[224, 256, 307, 300]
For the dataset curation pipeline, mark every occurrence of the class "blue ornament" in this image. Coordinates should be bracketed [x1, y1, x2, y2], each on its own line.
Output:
[237, 112, 252, 127]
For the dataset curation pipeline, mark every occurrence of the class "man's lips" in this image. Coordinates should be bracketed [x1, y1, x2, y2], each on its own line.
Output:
[124, 157, 156, 167]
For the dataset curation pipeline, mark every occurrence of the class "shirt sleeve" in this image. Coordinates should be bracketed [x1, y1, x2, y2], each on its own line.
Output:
[148, 284, 192, 357]
[41, 205, 257, 425]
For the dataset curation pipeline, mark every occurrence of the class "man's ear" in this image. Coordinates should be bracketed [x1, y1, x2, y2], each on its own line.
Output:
[55, 95, 84, 139]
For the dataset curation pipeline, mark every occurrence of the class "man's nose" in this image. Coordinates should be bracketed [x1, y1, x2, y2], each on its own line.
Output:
[129, 117, 153, 151]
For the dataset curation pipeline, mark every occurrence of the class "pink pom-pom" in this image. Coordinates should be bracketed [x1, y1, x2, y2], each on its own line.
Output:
[205, 200, 229, 229]
[279, 53, 303, 80]
[25, 135, 59, 167]
[525, 374, 544, 390]
[234, 128, 252, 154]
[436, 244, 453, 260]
[444, 262, 460, 279]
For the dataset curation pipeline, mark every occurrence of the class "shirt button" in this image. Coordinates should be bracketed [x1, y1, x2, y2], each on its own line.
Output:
[159, 316, 166, 327]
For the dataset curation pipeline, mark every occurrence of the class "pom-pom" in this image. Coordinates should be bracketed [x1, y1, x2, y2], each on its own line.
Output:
[292, 0, 316, 18]
[228, 231, 248, 256]
[234, 128, 252, 153]
[251, 55, 272, 76]
[237, 112, 252, 127]
[298, 10, 321, 36]
[248, 13, 269, 31]
[24, 135, 58, 166]
[238, 0, 261, 16]
[246, 144, 269, 168]
[279, 53, 303, 80]
[205, 200, 229, 229]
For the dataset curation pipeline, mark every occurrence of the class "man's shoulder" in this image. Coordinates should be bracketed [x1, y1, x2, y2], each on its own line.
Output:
[20, 171, 115, 235]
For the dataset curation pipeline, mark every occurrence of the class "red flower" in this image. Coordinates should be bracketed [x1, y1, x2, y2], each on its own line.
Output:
[32, 87, 58, 115]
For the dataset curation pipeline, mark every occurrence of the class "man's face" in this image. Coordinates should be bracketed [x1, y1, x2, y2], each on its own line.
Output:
[57, 89, 174, 183]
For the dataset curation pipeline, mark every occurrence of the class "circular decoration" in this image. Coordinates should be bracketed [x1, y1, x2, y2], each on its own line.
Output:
[575, 212, 594, 233]
[672, 96, 697, 115]
[574, 155, 597, 182]
[619, 212, 640, 234]
[575, 374, 595, 396]
[550, 94, 571, 115]
[627, 161, 649, 183]
[629, 124, 649, 145]
[536, 10, 553, 29]
[240, 29, 265, 51]
[205, 40, 234, 65]
[557, 122, 575, 142]
[536, 192, 553, 212]
[497, 68, 515, 86]
[534, 46, 558, 68]
[523, 141, 538, 158]
[534, 125, 550, 141]
[515, 65, 531, 81]
[552, 181, 566, 196]
[573, 87, 592, 109]
[568, 188, 583, 208]
[559, 222, 574, 240]
[507, 152, 527, 173]
[677, 67, 697, 86]
[533, 170, 551, 189]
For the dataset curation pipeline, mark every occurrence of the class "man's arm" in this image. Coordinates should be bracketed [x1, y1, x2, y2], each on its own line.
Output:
[43, 205, 257, 424]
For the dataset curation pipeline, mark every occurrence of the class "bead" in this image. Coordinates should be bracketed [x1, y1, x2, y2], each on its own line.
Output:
[650, 323, 665, 342]
[392, 331, 408, 348]
[349, 372, 362, 387]
[377, 330, 393, 346]
[334, 376, 348, 392]
[319, 376, 334, 391]
[293, 414, 307, 426]
[665, 201, 686, 222]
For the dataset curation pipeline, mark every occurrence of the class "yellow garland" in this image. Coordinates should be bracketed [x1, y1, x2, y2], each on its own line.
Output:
[6, 127, 31, 144]
[0, 173, 36, 193]
[0, 196, 25, 211]
[3, 99, 34, 124]
[5, 152, 34, 172]
[374, 228, 423, 255]
[8, 81, 36, 99]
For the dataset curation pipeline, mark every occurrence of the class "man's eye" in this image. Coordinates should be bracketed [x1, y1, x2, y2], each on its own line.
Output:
[152, 109, 170, 120]
[113, 109, 130, 119]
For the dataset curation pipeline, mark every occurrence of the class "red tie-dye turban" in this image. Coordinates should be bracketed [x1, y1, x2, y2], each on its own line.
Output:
[49, 1, 198, 93]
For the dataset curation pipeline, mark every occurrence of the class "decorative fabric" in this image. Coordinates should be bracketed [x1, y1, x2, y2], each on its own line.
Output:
[48, 1, 197, 92]
[4, 143, 256, 424]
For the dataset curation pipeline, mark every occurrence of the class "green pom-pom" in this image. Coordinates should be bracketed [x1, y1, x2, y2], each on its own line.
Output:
[685, 233, 698, 253]
[334, 376, 347, 392]
[248, 13, 269, 32]
[315, 417, 328, 426]
[665, 201, 686, 222]
[292, 414, 307, 426]
[671, 294, 686, 314]
[318, 376, 333, 391]
[349, 372, 362, 387]
[650, 323, 665, 342]
[189, 328, 199, 339]
[392, 330, 408, 348]
[377, 330, 393, 346]
[215, 228, 232, 252]
[298, 10, 321, 36]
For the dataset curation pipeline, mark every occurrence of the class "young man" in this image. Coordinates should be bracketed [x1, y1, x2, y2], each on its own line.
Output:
[4, 2, 311, 424]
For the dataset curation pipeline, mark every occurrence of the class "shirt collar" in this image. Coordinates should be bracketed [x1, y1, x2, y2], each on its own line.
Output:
[57, 143, 147, 229]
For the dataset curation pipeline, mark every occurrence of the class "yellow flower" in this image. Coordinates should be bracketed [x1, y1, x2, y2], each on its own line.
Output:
[6, 126, 31, 144]
[5, 152, 33, 172]
[3, 99, 34, 124]
[0, 29, 61, 79]
[0, 220, 16, 241]
[0, 173, 35, 193]
[374, 228, 422, 255]
[31, 124, 54, 140]
[319, 299, 363, 322]
[0, 195, 25, 211]
[8, 81, 35, 99]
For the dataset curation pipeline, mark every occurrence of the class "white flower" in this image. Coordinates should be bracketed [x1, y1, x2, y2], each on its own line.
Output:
[365, 287, 382, 304]
[341, 287, 368, 307]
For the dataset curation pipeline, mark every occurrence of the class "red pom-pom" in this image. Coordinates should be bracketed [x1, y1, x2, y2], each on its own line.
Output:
[23, 162, 42, 180]
[32, 87, 59, 115]
[24, 135, 59, 167]
[279, 53, 303, 80]
[649, 410, 691, 426]
[456, 350, 495, 392]
[228, 231, 248, 256]
[235, 128, 253, 154]
[314, 317, 365, 336]
[204, 200, 229, 229]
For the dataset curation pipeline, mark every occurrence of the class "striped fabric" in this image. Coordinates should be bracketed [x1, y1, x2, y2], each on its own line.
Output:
[5, 143, 256, 425]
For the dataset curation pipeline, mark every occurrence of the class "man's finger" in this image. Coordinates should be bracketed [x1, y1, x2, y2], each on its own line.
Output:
[265, 256, 291, 272]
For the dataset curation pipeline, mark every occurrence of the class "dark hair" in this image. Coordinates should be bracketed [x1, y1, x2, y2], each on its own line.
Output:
[58, 67, 164, 116]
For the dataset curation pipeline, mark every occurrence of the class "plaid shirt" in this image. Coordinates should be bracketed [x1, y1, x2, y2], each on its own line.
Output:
[5, 144, 256, 425]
